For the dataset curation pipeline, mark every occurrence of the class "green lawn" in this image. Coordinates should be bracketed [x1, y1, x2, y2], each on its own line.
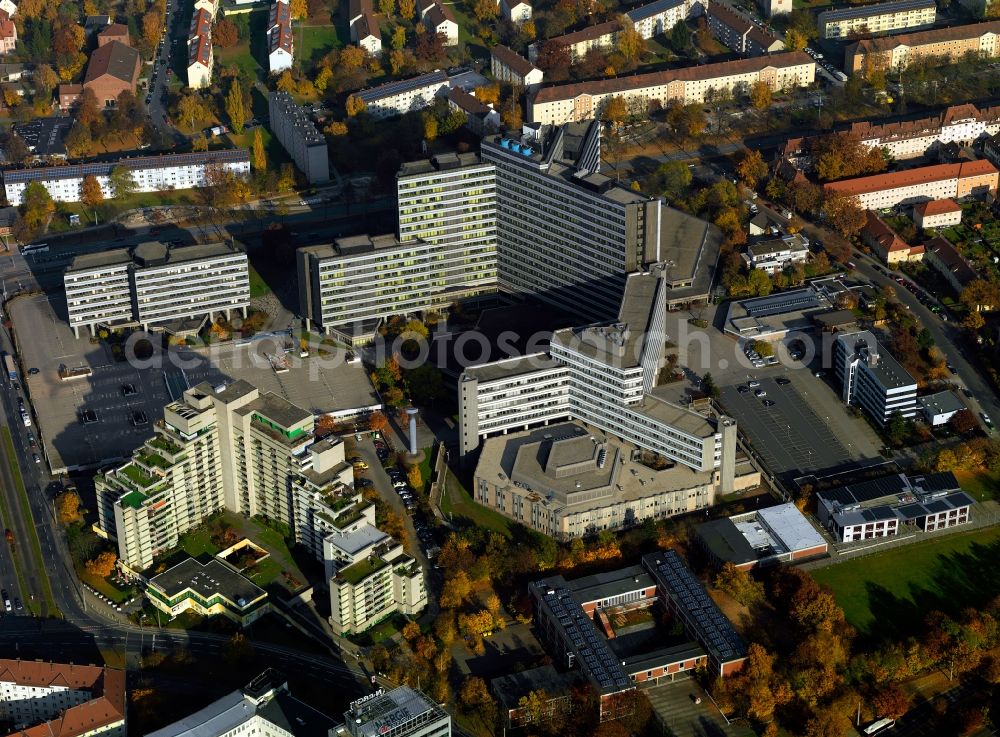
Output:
[227, 125, 292, 168]
[0, 430, 36, 615]
[245, 555, 282, 587]
[297, 24, 346, 67]
[78, 568, 135, 603]
[177, 527, 221, 559]
[812, 526, 1000, 640]
[440, 469, 512, 537]
[248, 263, 272, 298]
[216, 42, 261, 79]
[954, 469, 1000, 501]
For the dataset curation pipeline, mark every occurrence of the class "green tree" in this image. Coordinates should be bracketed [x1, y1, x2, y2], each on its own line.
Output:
[669, 20, 690, 52]
[225, 79, 247, 134]
[19, 182, 55, 230]
[748, 269, 773, 297]
[652, 160, 691, 200]
[886, 412, 907, 446]
[109, 166, 138, 200]
[701, 372, 719, 398]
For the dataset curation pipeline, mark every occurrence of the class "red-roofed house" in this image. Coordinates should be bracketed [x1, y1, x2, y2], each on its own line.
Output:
[0, 660, 125, 737]
[424, 2, 458, 45]
[913, 198, 962, 229]
[824, 160, 998, 210]
[924, 236, 979, 292]
[862, 211, 924, 265]
[0, 10, 16, 55]
[97, 23, 129, 47]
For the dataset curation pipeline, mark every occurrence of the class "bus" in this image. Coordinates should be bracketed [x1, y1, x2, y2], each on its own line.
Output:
[2, 353, 15, 380]
[863, 718, 896, 735]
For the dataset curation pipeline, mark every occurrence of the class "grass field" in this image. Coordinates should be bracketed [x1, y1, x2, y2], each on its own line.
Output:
[812, 526, 1000, 640]
[440, 469, 512, 537]
[954, 469, 1000, 501]
[297, 24, 345, 67]
[216, 42, 261, 79]
[248, 263, 272, 298]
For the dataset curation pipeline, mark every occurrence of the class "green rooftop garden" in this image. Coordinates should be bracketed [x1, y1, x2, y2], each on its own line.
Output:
[119, 489, 147, 510]
[136, 452, 171, 470]
[338, 557, 387, 585]
[335, 505, 365, 529]
[148, 436, 183, 455]
[120, 463, 162, 489]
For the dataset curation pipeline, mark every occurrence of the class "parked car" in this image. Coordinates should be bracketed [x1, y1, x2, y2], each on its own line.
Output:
[748, 380, 761, 388]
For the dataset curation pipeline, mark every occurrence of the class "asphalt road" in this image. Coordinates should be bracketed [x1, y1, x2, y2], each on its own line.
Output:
[146, 0, 186, 146]
[849, 248, 1000, 431]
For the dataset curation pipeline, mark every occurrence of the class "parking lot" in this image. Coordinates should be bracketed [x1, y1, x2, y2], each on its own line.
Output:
[719, 370, 882, 479]
[10, 294, 380, 473]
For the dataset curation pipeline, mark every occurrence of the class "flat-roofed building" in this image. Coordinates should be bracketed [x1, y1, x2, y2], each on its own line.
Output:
[146, 557, 269, 626]
[2, 148, 251, 206]
[845, 19, 1000, 73]
[815, 471, 974, 542]
[354, 70, 450, 119]
[528, 52, 815, 124]
[696, 502, 828, 570]
[491, 44, 543, 87]
[818, 0, 935, 39]
[268, 91, 330, 183]
[147, 670, 339, 737]
[339, 686, 450, 737]
[823, 160, 999, 210]
[918, 390, 966, 426]
[745, 234, 808, 272]
[64, 240, 249, 336]
[831, 330, 917, 425]
[706, 3, 784, 56]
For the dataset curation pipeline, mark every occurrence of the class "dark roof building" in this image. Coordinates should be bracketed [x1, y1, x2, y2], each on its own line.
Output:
[83, 40, 141, 105]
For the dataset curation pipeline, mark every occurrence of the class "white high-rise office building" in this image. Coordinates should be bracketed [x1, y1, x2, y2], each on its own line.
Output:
[832, 332, 918, 426]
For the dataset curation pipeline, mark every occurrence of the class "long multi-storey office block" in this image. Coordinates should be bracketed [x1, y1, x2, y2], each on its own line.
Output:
[831, 331, 917, 426]
[64, 241, 250, 336]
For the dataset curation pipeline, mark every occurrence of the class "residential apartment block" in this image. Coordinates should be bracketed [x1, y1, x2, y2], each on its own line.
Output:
[340, 686, 451, 737]
[500, 0, 532, 25]
[64, 241, 249, 336]
[2, 148, 252, 206]
[914, 198, 962, 229]
[831, 331, 918, 425]
[745, 234, 809, 273]
[528, 52, 815, 124]
[924, 235, 979, 291]
[818, 0, 935, 40]
[146, 557, 270, 627]
[187, 7, 213, 89]
[268, 91, 330, 183]
[424, 2, 459, 45]
[824, 160, 999, 209]
[628, 0, 706, 40]
[849, 103, 1000, 160]
[756, 0, 791, 18]
[861, 210, 925, 264]
[462, 270, 744, 502]
[329, 536, 425, 635]
[845, 19, 1000, 73]
[0, 661, 125, 737]
[354, 70, 450, 119]
[268, 0, 294, 72]
[447, 87, 501, 135]
[814, 471, 973, 543]
[706, 3, 784, 56]
[491, 44, 543, 87]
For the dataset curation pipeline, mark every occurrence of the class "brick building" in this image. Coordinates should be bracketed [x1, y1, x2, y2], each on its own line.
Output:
[83, 40, 141, 106]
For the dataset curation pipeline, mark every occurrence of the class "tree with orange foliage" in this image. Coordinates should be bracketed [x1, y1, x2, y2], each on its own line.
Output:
[56, 490, 83, 525]
[368, 411, 389, 434]
[85, 551, 117, 578]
